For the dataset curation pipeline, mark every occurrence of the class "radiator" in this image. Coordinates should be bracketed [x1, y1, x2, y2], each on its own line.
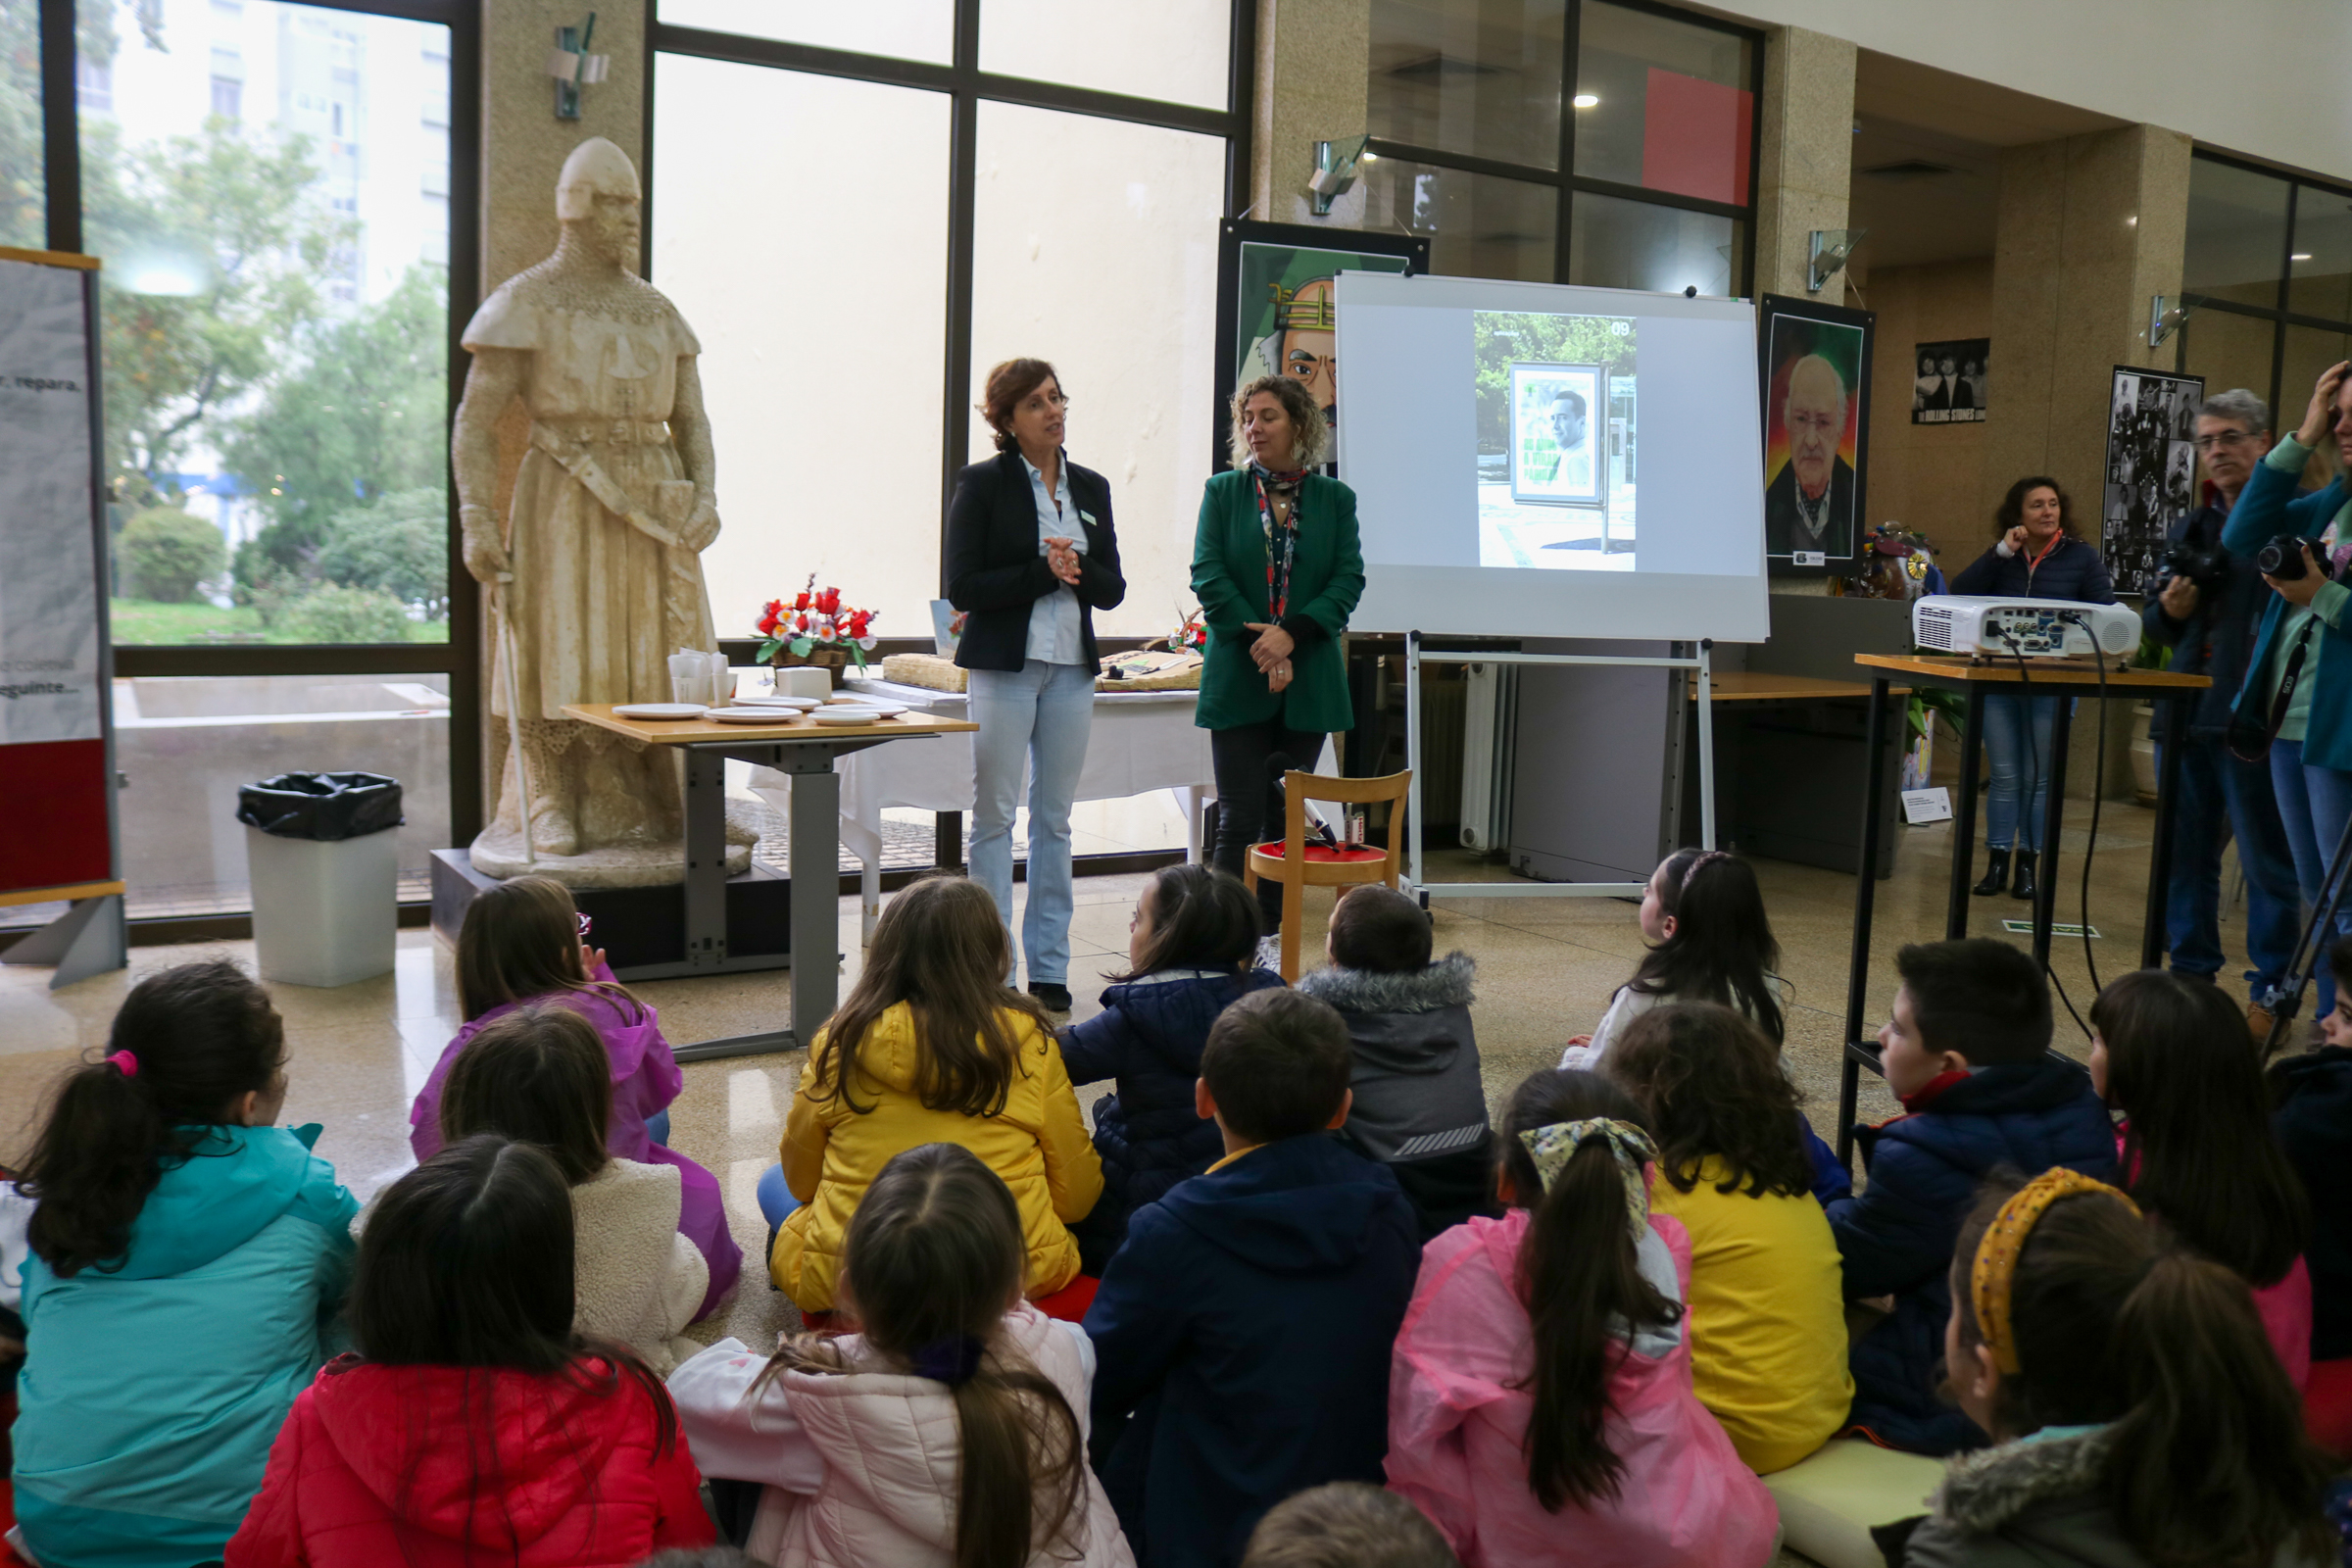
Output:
[1459, 662, 1516, 851]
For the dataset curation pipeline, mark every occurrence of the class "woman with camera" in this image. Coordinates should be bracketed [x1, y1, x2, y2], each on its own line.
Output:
[1950, 477, 2116, 899]
[2225, 360, 2352, 1013]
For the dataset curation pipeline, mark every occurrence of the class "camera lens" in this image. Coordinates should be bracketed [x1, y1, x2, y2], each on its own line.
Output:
[2259, 537, 2305, 580]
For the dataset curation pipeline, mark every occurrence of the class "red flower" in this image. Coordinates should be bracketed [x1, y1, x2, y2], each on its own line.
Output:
[794, 592, 811, 611]
[848, 612, 871, 635]
[757, 612, 779, 635]
[817, 587, 842, 614]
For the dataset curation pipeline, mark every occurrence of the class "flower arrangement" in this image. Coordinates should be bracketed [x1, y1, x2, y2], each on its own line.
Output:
[1168, 605, 1206, 653]
[756, 576, 879, 669]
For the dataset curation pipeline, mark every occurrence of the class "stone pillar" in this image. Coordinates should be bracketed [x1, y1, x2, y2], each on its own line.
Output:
[1250, 0, 1371, 225]
[1751, 26, 1856, 302]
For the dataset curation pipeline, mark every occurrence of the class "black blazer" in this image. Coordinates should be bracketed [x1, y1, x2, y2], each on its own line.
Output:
[946, 448, 1125, 672]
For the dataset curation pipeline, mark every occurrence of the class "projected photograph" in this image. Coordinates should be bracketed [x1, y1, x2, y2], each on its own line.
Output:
[1475, 312, 1638, 570]
[1759, 294, 1873, 574]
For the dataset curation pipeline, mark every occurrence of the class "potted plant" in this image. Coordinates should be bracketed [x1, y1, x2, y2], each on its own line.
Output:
[756, 577, 878, 671]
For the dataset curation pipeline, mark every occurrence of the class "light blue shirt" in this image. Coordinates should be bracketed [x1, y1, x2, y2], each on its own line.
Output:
[1020, 449, 1088, 666]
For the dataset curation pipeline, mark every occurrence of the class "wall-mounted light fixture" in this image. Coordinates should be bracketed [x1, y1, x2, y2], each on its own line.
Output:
[1808, 229, 1865, 293]
[1308, 136, 1372, 217]
[548, 12, 610, 121]
[2148, 295, 2196, 349]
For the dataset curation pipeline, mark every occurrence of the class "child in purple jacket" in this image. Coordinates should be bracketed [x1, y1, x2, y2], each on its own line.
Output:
[410, 876, 741, 1316]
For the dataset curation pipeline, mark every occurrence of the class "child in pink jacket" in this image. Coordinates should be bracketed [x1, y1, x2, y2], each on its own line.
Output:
[1386, 1069, 1778, 1568]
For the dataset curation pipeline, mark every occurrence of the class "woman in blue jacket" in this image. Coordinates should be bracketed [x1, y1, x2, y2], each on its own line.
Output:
[11, 958, 356, 1567]
[2226, 360, 2352, 1013]
[1949, 476, 2116, 902]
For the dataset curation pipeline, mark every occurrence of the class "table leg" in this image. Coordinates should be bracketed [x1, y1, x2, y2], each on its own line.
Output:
[1838, 674, 1893, 1169]
[2032, 693, 2075, 969]
[683, 748, 727, 969]
[1946, 688, 1984, 939]
[789, 758, 843, 1053]
[2142, 692, 2189, 970]
[935, 810, 962, 872]
[1175, 786, 1204, 864]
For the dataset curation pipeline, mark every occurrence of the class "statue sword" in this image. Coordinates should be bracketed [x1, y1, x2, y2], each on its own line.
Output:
[492, 572, 537, 871]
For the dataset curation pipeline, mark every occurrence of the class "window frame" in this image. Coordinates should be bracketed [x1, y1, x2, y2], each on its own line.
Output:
[2178, 147, 2352, 423]
[645, 0, 1257, 576]
[1362, 0, 1763, 290]
[34, 0, 486, 843]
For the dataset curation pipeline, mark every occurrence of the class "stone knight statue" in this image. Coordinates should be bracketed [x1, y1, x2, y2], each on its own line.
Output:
[452, 136, 752, 882]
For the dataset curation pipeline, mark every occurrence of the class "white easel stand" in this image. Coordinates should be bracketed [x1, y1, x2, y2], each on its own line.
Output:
[1402, 629, 1715, 903]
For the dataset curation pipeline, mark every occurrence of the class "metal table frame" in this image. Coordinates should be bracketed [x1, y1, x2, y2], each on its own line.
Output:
[1835, 656, 2207, 1165]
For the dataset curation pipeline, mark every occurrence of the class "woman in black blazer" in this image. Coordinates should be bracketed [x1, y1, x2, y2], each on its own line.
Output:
[945, 358, 1124, 1013]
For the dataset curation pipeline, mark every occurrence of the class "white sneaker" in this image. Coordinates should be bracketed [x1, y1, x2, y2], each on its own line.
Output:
[1253, 934, 1283, 972]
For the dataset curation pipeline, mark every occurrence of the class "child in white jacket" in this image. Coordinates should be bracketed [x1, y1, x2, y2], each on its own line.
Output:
[672, 1143, 1132, 1568]
[438, 1002, 707, 1373]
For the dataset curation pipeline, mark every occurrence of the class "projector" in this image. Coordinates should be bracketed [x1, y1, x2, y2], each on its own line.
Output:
[1912, 596, 2140, 660]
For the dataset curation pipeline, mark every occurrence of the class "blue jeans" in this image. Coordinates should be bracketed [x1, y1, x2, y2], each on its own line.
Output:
[2161, 732, 2302, 1002]
[2270, 738, 2352, 1016]
[1983, 693, 2059, 852]
[969, 659, 1095, 987]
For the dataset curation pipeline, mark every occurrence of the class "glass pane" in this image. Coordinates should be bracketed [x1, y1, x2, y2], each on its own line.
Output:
[2, 0, 46, 247]
[657, 0, 953, 66]
[1569, 190, 1740, 297]
[83, 0, 454, 646]
[115, 672, 449, 917]
[969, 101, 1225, 635]
[1359, 156, 1557, 281]
[2281, 323, 2352, 489]
[1367, 0, 1564, 171]
[1573, 0, 1752, 207]
[2290, 183, 2352, 325]
[2184, 157, 2288, 310]
[980, 0, 1228, 111]
[653, 56, 950, 642]
[2176, 308, 2278, 437]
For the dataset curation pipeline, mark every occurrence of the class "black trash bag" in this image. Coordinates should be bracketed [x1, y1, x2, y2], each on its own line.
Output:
[235, 771, 405, 841]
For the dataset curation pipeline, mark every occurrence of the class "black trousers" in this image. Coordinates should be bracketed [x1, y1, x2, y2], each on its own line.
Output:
[1209, 716, 1327, 930]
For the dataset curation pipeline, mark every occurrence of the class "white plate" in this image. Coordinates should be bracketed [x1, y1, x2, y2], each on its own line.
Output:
[612, 703, 709, 719]
[810, 708, 887, 726]
[732, 694, 821, 710]
[705, 707, 804, 724]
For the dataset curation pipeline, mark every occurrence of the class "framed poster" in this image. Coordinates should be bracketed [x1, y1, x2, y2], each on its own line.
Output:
[1506, 363, 1607, 508]
[1758, 293, 1873, 576]
[2102, 367, 2205, 591]
[1913, 338, 1988, 424]
[1214, 219, 1429, 473]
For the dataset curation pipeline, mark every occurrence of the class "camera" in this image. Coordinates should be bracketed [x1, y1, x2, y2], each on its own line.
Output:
[2157, 542, 2231, 599]
[2257, 535, 2333, 582]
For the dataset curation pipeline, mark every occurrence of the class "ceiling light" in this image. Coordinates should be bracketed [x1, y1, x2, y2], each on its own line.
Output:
[2292, 252, 2314, 262]
[1572, 94, 1599, 108]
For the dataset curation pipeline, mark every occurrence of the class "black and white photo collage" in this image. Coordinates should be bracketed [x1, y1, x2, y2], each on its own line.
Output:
[2101, 368, 2205, 592]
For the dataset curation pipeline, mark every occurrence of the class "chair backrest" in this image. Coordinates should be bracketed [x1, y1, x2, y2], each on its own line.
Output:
[1280, 768, 1411, 872]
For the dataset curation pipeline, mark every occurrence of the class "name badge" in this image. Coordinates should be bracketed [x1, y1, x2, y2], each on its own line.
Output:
[1078, 510, 1097, 526]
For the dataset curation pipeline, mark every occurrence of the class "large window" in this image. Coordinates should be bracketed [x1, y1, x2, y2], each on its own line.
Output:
[650, 0, 1246, 644]
[1363, 0, 1756, 291]
[10, 0, 477, 924]
[2180, 152, 2352, 486]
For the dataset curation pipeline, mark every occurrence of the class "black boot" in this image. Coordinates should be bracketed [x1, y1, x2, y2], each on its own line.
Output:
[2011, 851, 2037, 902]
[1972, 848, 2011, 896]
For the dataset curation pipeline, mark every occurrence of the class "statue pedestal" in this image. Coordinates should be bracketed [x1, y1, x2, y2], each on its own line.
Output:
[429, 845, 794, 976]
[466, 797, 763, 887]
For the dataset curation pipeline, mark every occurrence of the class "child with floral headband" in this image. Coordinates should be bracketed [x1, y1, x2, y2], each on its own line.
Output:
[1386, 1068, 1777, 1567]
[1877, 1167, 2335, 1567]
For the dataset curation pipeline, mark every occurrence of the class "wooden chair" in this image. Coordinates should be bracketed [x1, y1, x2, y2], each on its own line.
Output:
[1245, 768, 1413, 981]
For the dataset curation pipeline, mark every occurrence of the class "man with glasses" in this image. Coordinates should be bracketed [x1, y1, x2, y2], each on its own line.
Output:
[2143, 388, 2301, 1041]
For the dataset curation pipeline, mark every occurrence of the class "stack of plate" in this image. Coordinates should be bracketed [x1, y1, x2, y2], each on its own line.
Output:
[612, 703, 709, 720]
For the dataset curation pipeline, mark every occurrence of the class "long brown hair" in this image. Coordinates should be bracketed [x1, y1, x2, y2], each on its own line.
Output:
[1499, 1069, 1678, 1512]
[1626, 850, 1784, 1046]
[764, 1145, 1086, 1568]
[455, 874, 643, 1025]
[1605, 1003, 1812, 1200]
[1111, 863, 1260, 981]
[2091, 970, 2307, 1287]
[1949, 1172, 2333, 1567]
[438, 1003, 612, 1185]
[814, 876, 1046, 1117]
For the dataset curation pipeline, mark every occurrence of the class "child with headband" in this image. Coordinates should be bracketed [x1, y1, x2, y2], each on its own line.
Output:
[12, 960, 358, 1567]
[1881, 1167, 2334, 1566]
[1386, 1068, 1777, 1567]
[671, 1143, 1129, 1566]
[1561, 850, 1787, 1071]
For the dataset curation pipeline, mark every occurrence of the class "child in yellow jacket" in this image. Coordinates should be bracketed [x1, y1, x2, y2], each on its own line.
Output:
[766, 876, 1103, 1313]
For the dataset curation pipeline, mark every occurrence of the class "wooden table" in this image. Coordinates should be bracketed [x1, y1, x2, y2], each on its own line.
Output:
[564, 704, 978, 1060]
[1834, 655, 2210, 1162]
[1685, 670, 1907, 703]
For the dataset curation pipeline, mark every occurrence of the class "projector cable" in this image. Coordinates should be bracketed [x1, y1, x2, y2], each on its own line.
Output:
[2001, 629, 2091, 1041]
[2059, 612, 2109, 998]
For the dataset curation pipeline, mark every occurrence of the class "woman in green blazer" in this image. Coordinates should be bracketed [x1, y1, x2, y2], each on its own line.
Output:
[1192, 373, 1366, 939]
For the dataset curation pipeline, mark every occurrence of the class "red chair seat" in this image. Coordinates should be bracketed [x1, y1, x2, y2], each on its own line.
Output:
[1251, 842, 1389, 863]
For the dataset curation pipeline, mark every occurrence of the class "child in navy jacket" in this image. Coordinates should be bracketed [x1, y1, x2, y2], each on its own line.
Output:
[1060, 864, 1283, 1272]
[1084, 988, 1420, 1568]
[1823, 938, 2116, 1455]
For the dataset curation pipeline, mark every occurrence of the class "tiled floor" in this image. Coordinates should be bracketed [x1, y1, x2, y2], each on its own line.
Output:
[0, 793, 2244, 1563]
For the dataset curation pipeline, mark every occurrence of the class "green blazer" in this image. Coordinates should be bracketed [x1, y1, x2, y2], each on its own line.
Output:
[1190, 469, 1365, 733]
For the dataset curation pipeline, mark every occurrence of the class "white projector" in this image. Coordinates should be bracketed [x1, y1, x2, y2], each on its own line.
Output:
[1912, 595, 2141, 659]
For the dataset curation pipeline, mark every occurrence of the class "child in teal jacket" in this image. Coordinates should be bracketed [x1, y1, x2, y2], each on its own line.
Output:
[11, 959, 356, 1568]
